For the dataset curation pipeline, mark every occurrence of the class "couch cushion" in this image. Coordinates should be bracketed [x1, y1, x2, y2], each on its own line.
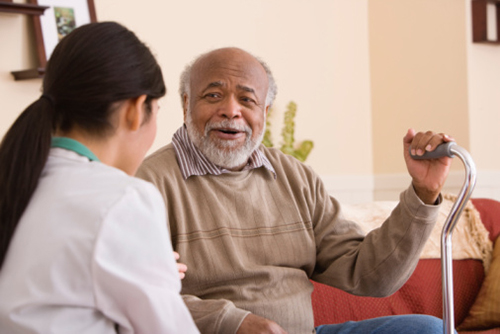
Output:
[342, 196, 493, 270]
[312, 258, 484, 327]
[458, 236, 500, 331]
[470, 199, 500, 242]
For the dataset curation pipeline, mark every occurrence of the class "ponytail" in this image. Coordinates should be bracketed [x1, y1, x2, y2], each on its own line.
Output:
[0, 21, 165, 270]
[0, 97, 54, 269]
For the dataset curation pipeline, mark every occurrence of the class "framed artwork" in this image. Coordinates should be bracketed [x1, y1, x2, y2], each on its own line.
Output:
[29, 0, 97, 67]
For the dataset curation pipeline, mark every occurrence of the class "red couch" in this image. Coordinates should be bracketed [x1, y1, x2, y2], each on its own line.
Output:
[311, 198, 500, 333]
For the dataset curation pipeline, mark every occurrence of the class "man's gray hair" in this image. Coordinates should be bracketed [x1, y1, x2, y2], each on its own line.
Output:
[179, 49, 278, 110]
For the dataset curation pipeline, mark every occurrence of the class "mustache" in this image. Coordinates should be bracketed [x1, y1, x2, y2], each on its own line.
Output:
[204, 120, 252, 136]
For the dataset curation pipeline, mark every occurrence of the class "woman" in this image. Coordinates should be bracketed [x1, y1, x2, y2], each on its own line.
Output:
[0, 22, 198, 333]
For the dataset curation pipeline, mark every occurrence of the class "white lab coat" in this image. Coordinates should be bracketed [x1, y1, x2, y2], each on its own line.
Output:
[0, 148, 199, 334]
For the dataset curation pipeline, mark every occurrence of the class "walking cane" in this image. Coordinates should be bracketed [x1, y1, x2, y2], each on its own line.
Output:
[411, 141, 477, 334]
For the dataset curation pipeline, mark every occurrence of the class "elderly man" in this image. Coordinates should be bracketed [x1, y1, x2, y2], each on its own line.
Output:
[137, 47, 453, 334]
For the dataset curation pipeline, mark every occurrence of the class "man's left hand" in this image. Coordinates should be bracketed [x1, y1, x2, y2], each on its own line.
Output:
[174, 251, 188, 280]
[403, 129, 454, 204]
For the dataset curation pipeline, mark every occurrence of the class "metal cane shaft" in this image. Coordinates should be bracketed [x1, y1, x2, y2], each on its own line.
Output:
[410, 142, 477, 334]
[441, 146, 476, 334]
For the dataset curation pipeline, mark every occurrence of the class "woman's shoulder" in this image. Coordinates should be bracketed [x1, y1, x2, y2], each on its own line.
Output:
[43, 153, 163, 210]
[92, 163, 164, 206]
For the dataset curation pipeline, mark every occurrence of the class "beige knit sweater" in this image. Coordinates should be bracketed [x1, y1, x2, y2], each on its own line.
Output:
[137, 144, 440, 334]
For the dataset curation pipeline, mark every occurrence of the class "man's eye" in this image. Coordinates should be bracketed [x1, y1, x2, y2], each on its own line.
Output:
[241, 97, 256, 104]
[204, 93, 221, 100]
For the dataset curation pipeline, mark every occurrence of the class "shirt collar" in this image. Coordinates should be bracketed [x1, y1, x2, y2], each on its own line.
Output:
[51, 137, 100, 162]
[172, 125, 276, 180]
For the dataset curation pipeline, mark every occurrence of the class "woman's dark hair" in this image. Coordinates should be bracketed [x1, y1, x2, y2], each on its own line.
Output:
[0, 21, 166, 269]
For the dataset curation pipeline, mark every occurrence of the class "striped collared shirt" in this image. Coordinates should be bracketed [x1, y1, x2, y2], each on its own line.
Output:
[172, 125, 276, 180]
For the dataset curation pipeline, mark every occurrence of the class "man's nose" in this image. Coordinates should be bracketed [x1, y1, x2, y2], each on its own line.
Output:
[219, 96, 242, 119]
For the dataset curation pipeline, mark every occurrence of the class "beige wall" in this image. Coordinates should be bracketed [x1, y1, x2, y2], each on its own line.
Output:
[369, 0, 500, 201]
[465, 0, 500, 200]
[2, 0, 500, 202]
[369, 0, 469, 175]
[466, 2, 500, 170]
[0, 0, 373, 177]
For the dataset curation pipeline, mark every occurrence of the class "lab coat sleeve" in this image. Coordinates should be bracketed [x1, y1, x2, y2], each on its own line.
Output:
[91, 182, 199, 334]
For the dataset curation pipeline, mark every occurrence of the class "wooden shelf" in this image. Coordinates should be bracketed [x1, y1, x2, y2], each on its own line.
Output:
[472, 0, 500, 43]
[474, 40, 500, 44]
[11, 68, 45, 81]
[1, 1, 49, 80]
[0, 2, 48, 16]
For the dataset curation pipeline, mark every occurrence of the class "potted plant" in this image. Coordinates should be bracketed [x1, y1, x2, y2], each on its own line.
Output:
[263, 101, 313, 162]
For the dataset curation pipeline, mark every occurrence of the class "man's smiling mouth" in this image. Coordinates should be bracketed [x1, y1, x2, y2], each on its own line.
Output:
[211, 128, 246, 140]
[219, 129, 240, 134]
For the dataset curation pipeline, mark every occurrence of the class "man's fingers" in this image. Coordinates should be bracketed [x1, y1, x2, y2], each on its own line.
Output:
[409, 131, 452, 156]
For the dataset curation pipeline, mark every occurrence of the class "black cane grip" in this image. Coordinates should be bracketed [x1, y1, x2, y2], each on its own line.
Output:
[409, 141, 456, 160]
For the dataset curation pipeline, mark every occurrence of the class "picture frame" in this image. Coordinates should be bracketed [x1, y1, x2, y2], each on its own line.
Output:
[29, 0, 97, 68]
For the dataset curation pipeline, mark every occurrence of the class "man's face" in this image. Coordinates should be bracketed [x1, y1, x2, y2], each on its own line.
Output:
[184, 48, 269, 170]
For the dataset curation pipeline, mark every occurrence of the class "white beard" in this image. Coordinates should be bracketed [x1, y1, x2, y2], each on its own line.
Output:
[185, 112, 265, 169]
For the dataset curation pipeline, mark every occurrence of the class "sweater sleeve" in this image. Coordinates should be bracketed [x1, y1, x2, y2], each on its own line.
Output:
[91, 182, 199, 334]
[311, 180, 441, 297]
[181, 294, 251, 334]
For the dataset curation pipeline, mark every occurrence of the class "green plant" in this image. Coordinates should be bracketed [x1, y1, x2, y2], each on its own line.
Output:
[263, 101, 314, 162]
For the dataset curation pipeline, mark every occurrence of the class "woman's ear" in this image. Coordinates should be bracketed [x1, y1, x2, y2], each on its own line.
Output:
[125, 95, 148, 131]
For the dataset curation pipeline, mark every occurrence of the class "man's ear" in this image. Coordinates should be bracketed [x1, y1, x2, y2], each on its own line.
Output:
[125, 95, 148, 131]
[182, 94, 189, 122]
[265, 105, 270, 117]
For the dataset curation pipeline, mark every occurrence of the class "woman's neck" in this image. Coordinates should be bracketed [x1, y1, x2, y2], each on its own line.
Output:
[54, 130, 117, 168]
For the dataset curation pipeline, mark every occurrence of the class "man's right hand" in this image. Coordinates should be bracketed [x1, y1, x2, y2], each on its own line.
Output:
[237, 314, 288, 334]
